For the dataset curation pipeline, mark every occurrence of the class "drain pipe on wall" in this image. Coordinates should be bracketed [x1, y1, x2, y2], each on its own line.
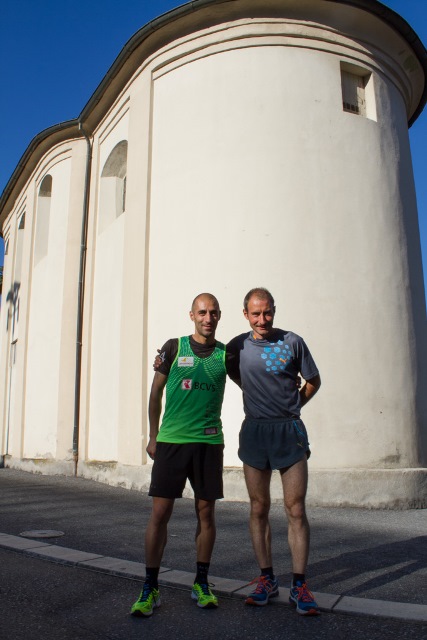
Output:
[73, 123, 93, 477]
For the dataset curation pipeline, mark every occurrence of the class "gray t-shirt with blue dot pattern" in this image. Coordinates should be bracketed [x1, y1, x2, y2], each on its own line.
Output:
[226, 329, 319, 419]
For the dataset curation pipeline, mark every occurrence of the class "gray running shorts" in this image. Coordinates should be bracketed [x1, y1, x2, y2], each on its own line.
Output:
[238, 417, 310, 470]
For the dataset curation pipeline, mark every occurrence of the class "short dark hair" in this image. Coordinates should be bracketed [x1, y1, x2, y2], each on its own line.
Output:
[243, 287, 275, 311]
[191, 292, 220, 313]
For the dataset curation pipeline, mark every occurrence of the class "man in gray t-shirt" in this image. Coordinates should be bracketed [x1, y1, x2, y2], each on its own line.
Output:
[227, 287, 321, 616]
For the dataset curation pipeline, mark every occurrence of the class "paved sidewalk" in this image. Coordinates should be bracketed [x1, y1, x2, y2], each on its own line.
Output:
[0, 468, 426, 624]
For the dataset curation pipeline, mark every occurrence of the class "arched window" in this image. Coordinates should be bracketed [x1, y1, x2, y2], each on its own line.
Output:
[98, 141, 128, 233]
[34, 174, 52, 264]
[9, 210, 26, 335]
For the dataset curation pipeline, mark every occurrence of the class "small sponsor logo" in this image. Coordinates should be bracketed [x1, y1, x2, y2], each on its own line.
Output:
[194, 381, 216, 392]
[178, 356, 194, 367]
[180, 380, 216, 392]
[204, 427, 218, 435]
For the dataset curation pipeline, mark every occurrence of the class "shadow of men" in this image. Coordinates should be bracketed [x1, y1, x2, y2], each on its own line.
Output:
[308, 534, 427, 600]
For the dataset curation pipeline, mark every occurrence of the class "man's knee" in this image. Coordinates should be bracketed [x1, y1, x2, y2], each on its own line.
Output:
[195, 499, 216, 525]
[151, 498, 174, 525]
[284, 498, 306, 522]
[244, 465, 272, 518]
[250, 495, 271, 519]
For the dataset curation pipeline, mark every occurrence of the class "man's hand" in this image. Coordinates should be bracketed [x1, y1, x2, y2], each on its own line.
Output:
[153, 349, 162, 371]
[148, 371, 167, 459]
[300, 374, 321, 407]
[146, 437, 157, 460]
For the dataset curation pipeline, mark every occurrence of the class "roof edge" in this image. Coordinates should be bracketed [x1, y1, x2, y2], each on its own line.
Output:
[1, 0, 426, 219]
[0, 120, 84, 224]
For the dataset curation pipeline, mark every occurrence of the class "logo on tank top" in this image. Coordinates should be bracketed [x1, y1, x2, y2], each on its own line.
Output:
[178, 357, 194, 367]
[181, 379, 192, 390]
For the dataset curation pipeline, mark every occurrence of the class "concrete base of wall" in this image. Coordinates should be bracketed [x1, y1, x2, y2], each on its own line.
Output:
[1, 457, 153, 493]
[3, 457, 426, 508]
[224, 467, 427, 509]
[307, 468, 427, 509]
[77, 460, 153, 491]
[3, 456, 76, 477]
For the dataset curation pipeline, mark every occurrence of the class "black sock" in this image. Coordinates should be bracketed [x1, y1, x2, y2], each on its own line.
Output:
[292, 573, 305, 586]
[195, 561, 210, 584]
[145, 567, 159, 588]
[261, 566, 275, 579]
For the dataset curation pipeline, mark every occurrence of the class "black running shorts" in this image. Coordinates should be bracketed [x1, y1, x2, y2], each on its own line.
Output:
[238, 417, 310, 470]
[149, 442, 224, 500]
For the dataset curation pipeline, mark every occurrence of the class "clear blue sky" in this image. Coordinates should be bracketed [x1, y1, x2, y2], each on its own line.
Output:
[1, 0, 426, 300]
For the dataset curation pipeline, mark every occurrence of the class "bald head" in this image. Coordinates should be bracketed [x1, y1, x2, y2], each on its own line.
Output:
[191, 293, 220, 314]
[190, 293, 221, 344]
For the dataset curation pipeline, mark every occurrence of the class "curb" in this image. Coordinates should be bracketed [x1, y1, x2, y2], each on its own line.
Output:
[1, 532, 426, 623]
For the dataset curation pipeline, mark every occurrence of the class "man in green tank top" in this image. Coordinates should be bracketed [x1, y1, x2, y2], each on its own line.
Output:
[131, 293, 227, 618]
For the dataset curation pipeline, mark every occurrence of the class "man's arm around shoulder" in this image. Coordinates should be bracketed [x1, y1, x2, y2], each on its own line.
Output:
[299, 374, 321, 408]
[147, 372, 168, 459]
[226, 334, 249, 388]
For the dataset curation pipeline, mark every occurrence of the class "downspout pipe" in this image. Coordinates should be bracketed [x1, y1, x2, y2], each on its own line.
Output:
[73, 123, 92, 476]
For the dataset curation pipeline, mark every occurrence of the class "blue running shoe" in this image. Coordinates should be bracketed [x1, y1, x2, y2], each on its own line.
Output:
[289, 581, 320, 615]
[245, 575, 279, 606]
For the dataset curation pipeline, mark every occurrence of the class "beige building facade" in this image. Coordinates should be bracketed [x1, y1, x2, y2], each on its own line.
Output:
[0, 0, 426, 507]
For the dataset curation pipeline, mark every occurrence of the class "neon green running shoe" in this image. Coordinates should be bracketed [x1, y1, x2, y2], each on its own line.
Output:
[191, 581, 218, 608]
[130, 582, 161, 617]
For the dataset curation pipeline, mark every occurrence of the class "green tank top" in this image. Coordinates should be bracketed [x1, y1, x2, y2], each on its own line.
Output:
[157, 336, 227, 444]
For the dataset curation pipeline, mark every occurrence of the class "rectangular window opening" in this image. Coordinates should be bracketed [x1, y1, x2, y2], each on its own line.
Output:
[340, 62, 374, 120]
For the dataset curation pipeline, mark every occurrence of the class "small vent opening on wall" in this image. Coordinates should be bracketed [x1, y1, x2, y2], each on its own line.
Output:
[340, 62, 375, 120]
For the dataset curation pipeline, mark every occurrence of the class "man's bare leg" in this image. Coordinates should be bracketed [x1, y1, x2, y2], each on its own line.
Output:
[281, 457, 319, 615]
[131, 497, 174, 616]
[280, 456, 309, 574]
[243, 464, 279, 606]
[192, 498, 219, 608]
[145, 497, 174, 566]
[194, 498, 216, 562]
[243, 464, 273, 568]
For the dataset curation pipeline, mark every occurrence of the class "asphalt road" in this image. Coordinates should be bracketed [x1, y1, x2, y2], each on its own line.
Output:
[0, 468, 426, 640]
[1, 549, 426, 640]
[0, 469, 425, 605]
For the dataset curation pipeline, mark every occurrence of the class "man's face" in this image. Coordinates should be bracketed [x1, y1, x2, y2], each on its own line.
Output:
[244, 296, 275, 340]
[190, 296, 221, 341]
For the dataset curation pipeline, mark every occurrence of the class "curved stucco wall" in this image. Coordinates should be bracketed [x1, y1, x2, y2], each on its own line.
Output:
[87, 113, 129, 462]
[0, 1, 426, 504]
[0, 141, 86, 463]
[145, 17, 426, 469]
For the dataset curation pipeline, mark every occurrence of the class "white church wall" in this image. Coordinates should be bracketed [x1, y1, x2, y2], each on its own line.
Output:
[0, 140, 87, 468]
[146, 27, 424, 469]
[116, 75, 154, 467]
[24, 155, 72, 458]
[0, 1, 425, 504]
[87, 112, 129, 461]
[0, 219, 17, 457]
[3, 186, 35, 461]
